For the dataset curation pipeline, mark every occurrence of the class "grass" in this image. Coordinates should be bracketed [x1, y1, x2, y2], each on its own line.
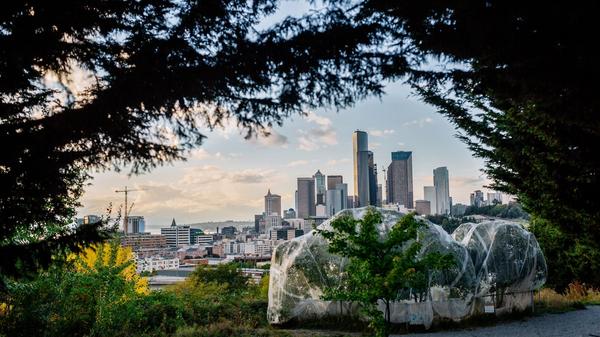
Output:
[535, 281, 600, 313]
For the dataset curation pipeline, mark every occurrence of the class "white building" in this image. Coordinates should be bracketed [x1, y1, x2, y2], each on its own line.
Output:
[127, 215, 146, 234]
[136, 256, 179, 273]
[423, 186, 436, 215]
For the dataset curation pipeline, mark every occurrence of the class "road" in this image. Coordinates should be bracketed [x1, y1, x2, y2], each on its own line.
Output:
[393, 306, 600, 337]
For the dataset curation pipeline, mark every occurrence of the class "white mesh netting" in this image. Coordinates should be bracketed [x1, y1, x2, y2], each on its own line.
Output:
[267, 207, 547, 328]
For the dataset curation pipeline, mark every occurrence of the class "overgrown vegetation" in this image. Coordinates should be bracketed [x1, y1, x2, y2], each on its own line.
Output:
[317, 209, 455, 337]
[0, 241, 285, 337]
[535, 282, 600, 313]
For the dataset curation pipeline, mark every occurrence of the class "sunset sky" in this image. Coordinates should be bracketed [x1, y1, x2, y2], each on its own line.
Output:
[76, 2, 494, 232]
[78, 81, 493, 232]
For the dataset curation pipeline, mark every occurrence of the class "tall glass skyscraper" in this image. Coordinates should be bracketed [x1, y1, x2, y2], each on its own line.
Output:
[386, 151, 413, 208]
[313, 170, 326, 205]
[433, 166, 450, 215]
[352, 130, 370, 207]
[296, 177, 316, 218]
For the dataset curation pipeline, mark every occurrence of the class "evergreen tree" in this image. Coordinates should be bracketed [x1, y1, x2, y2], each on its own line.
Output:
[0, 0, 390, 281]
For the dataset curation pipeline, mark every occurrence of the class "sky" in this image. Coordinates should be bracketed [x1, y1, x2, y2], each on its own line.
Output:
[78, 81, 493, 232]
[76, 2, 494, 232]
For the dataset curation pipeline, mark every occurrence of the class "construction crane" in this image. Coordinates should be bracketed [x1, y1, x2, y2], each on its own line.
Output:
[115, 186, 145, 234]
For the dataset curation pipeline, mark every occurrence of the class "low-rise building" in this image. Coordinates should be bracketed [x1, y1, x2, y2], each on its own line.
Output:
[136, 256, 180, 273]
[121, 233, 167, 250]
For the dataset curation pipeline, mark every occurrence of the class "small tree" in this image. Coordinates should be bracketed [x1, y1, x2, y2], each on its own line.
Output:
[317, 208, 454, 337]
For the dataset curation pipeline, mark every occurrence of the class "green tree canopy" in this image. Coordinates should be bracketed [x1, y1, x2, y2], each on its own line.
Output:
[317, 209, 454, 337]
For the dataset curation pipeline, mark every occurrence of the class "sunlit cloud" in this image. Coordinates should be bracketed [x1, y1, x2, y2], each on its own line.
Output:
[297, 111, 337, 151]
[402, 117, 433, 127]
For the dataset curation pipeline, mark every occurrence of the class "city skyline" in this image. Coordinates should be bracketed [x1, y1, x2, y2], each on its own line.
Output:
[77, 82, 493, 232]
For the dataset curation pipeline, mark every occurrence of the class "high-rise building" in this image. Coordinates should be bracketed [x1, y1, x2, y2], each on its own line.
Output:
[337, 183, 348, 210]
[377, 184, 383, 207]
[297, 177, 316, 218]
[415, 200, 431, 215]
[487, 192, 503, 205]
[434, 167, 450, 215]
[283, 208, 296, 219]
[424, 186, 436, 215]
[254, 214, 263, 233]
[161, 218, 202, 247]
[471, 190, 485, 207]
[367, 151, 378, 206]
[326, 175, 343, 190]
[326, 189, 342, 217]
[386, 151, 413, 209]
[314, 170, 326, 205]
[264, 189, 282, 216]
[127, 215, 145, 234]
[352, 130, 370, 207]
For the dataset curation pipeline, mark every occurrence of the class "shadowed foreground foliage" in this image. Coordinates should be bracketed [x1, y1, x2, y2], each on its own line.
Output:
[0, 243, 286, 337]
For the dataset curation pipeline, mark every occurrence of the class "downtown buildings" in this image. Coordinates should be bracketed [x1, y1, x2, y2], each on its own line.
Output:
[352, 130, 380, 207]
[434, 166, 451, 215]
[386, 151, 413, 209]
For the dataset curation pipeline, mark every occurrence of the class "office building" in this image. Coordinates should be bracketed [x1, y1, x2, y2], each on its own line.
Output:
[353, 130, 370, 207]
[470, 190, 485, 207]
[254, 214, 264, 233]
[297, 177, 316, 218]
[127, 215, 145, 234]
[386, 151, 413, 209]
[194, 235, 214, 245]
[283, 208, 296, 219]
[264, 214, 282, 233]
[326, 175, 343, 190]
[368, 151, 378, 206]
[326, 182, 348, 217]
[264, 189, 282, 216]
[415, 200, 431, 215]
[487, 192, 503, 205]
[434, 167, 450, 215]
[161, 219, 202, 247]
[83, 214, 101, 225]
[314, 170, 326, 205]
[424, 186, 436, 215]
[120, 233, 167, 250]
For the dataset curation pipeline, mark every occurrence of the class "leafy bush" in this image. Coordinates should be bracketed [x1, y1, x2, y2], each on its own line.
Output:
[0, 244, 273, 337]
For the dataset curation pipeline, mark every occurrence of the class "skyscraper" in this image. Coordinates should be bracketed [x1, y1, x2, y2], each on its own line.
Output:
[296, 177, 316, 218]
[326, 182, 348, 216]
[353, 130, 370, 207]
[434, 167, 450, 215]
[386, 151, 413, 208]
[424, 186, 436, 215]
[313, 170, 326, 205]
[326, 175, 343, 190]
[367, 151, 378, 206]
[264, 189, 281, 216]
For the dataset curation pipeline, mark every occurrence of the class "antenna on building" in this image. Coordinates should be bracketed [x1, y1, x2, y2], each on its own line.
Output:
[115, 186, 146, 234]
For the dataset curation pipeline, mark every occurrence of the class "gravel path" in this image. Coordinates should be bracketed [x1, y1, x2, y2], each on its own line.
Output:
[393, 306, 600, 337]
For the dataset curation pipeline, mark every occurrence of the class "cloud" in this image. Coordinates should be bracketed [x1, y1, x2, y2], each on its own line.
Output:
[297, 112, 338, 151]
[190, 148, 211, 160]
[370, 129, 395, 137]
[247, 127, 289, 148]
[402, 117, 433, 127]
[230, 169, 273, 184]
[287, 160, 310, 167]
[326, 158, 350, 166]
